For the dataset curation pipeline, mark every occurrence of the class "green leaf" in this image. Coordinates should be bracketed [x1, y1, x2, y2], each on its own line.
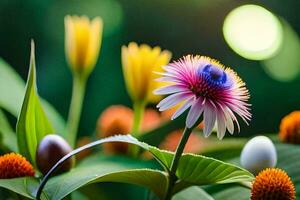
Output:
[0, 57, 65, 135]
[0, 60, 24, 117]
[44, 156, 168, 200]
[75, 184, 111, 200]
[38, 135, 253, 200]
[275, 143, 300, 199]
[0, 109, 17, 151]
[0, 177, 39, 199]
[16, 41, 55, 165]
[172, 186, 214, 200]
[71, 190, 90, 200]
[209, 185, 250, 200]
[148, 147, 253, 194]
[0, 177, 50, 200]
[40, 100, 66, 136]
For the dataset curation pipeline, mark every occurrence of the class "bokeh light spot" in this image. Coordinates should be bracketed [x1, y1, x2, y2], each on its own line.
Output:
[262, 20, 300, 82]
[223, 4, 283, 60]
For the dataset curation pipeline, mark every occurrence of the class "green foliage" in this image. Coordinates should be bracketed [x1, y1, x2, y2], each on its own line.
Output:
[0, 59, 24, 117]
[0, 109, 17, 151]
[1, 134, 251, 199]
[148, 186, 215, 200]
[272, 143, 300, 199]
[33, 135, 253, 200]
[0, 57, 65, 136]
[0, 177, 39, 199]
[213, 185, 250, 200]
[16, 42, 55, 165]
[43, 155, 168, 200]
[1, 133, 300, 200]
[148, 146, 253, 194]
[173, 186, 214, 200]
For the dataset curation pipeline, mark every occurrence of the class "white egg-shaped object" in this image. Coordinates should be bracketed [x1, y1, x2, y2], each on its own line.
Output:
[240, 136, 277, 175]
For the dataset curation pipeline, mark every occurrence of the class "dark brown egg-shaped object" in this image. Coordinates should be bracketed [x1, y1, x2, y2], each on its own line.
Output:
[36, 134, 75, 175]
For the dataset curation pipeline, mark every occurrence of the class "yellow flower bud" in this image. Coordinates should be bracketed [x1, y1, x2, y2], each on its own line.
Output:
[121, 42, 171, 104]
[65, 15, 103, 77]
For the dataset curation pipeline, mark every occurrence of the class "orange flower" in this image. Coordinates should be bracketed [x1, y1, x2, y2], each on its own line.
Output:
[97, 105, 133, 138]
[0, 153, 34, 179]
[160, 130, 203, 153]
[97, 105, 133, 154]
[251, 168, 295, 200]
[97, 105, 162, 154]
[279, 111, 300, 144]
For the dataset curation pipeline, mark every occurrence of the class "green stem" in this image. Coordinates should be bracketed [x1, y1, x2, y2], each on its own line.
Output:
[164, 127, 193, 200]
[132, 101, 145, 135]
[66, 74, 87, 148]
[128, 101, 145, 156]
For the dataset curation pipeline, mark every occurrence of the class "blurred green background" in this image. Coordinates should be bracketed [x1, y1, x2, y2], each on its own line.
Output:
[0, 0, 299, 137]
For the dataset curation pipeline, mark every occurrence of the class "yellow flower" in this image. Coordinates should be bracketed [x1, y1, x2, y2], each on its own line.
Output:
[121, 42, 171, 104]
[65, 15, 103, 77]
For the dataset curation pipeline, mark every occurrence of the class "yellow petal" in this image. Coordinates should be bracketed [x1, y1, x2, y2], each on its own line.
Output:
[121, 42, 172, 104]
[74, 16, 90, 69]
[84, 17, 103, 74]
[65, 16, 77, 69]
[64, 15, 103, 77]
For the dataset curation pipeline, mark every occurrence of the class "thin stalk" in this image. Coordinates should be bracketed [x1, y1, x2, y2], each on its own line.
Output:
[66, 74, 87, 148]
[164, 127, 193, 200]
[128, 101, 145, 156]
[132, 101, 145, 135]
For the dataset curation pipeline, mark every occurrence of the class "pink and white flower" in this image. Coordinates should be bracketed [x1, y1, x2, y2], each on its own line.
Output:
[154, 55, 251, 139]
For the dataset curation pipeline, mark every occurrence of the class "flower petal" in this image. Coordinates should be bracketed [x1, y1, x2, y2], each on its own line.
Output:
[225, 106, 241, 132]
[153, 85, 188, 95]
[186, 98, 204, 128]
[203, 104, 216, 137]
[216, 112, 226, 139]
[154, 55, 251, 139]
[171, 96, 194, 120]
[157, 92, 192, 111]
[224, 107, 234, 134]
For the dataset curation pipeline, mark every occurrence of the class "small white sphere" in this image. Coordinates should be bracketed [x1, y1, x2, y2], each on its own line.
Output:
[240, 136, 277, 175]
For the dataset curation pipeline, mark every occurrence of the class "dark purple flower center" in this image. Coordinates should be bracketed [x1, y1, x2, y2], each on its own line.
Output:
[191, 64, 230, 99]
[202, 64, 227, 85]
